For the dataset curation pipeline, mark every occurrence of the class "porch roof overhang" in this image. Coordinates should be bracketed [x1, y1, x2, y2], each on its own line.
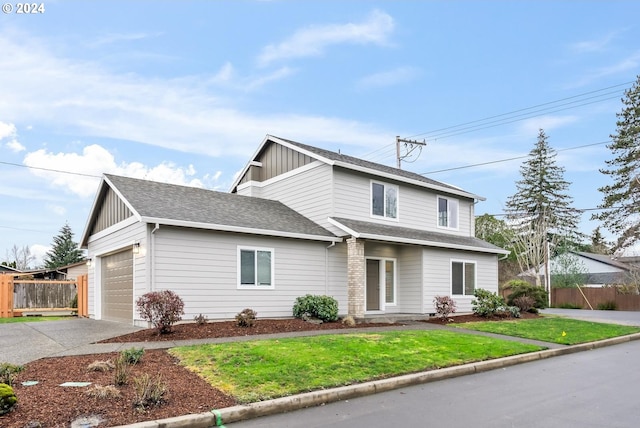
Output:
[328, 217, 510, 255]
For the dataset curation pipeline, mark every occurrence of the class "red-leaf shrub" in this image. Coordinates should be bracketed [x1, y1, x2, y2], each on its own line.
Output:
[136, 290, 185, 335]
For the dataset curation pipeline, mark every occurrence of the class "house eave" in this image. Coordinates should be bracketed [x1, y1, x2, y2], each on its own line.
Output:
[141, 216, 342, 243]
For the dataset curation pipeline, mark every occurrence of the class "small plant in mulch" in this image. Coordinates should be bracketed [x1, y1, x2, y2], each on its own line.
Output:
[341, 315, 356, 327]
[0, 363, 24, 387]
[433, 295, 457, 321]
[194, 313, 208, 325]
[87, 360, 115, 372]
[114, 354, 131, 386]
[85, 384, 121, 399]
[235, 308, 258, 327]
[133, 374, 166, 410]
[121, 348, 145, 365]
[136, 290, 185, 335]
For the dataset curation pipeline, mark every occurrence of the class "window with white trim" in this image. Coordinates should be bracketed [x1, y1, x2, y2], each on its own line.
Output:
[238, 247, 274, 288]
[437, 196, 458, 229]
[451, 260, 475, 296]
[371, 181, 398, 219]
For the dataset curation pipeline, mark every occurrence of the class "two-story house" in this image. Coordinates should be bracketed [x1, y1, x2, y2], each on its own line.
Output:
[81, 135, 508, 325]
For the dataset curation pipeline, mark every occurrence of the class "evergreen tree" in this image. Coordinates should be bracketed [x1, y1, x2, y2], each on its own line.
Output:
[588, 226, 612, 255]
[505, 129, 581, 239]
[43, 223, 84, 269]
[505, 129, 582, 286]
[593, 75, 640, 251]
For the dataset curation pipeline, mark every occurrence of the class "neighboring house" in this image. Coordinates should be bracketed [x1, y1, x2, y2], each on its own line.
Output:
[25, 260, 88, 280]
[81, 135, 508, 325]
[0, 265, 21, 274]
[522, 251, 632, 287]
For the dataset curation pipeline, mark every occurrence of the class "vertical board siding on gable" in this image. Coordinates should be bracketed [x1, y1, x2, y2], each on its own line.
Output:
[152, 227, 336, 320]
[333, 168, 473, 236]
[87, 221, 146, 320]
[422, 248, 498, 313]
[239, 142, 314, 185]
[258, 162, 335, 231]
[91, 187, 133, 235]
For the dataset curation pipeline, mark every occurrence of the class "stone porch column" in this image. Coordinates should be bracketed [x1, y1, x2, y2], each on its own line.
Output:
[346, 237, 365, 318]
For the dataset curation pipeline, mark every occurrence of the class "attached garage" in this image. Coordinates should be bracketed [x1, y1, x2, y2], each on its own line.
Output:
[101, 249, 133, 323]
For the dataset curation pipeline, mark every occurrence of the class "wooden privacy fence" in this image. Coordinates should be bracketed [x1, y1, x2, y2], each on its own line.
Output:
[552, 286, 640, 311]
[0, 274, 88, 318]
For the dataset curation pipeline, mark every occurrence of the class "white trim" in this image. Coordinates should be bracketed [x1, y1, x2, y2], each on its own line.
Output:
[86, 216, 139, 244]
[436, 195, 459, 231]
[370, 180, 399, 222]
[450, 258, 477, 297]
[140, 216, 342, 243]
[327, 217, 360, 238]
[237, 246, 275, 289]
[235, 160, 325, 192]
[249, 161, 263, 167]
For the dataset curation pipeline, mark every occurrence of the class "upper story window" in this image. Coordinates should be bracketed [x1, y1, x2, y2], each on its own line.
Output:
[238, 247, 274, 288]
[437, 196, 458, 229]
[371, 181, 398, 220]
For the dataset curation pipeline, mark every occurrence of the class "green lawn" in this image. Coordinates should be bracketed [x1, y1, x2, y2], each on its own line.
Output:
[171, 330, 543, 403]
[0, 316, 71, 324]
[455, 317, 640, 345]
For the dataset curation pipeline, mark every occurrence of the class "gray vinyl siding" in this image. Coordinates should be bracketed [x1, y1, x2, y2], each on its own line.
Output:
[252, 162, 337, 232]
[151, 226, 342, 320]
[333, 168, 474, 236]
[422, 248, 498, 313]
[326, 242, 348, 314]
[86, 221, 147, 322]
[397, 246, 423, 313]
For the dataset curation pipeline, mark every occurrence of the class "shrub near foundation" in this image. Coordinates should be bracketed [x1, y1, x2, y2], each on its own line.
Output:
[0, 383, 17, 415]
[293, 294, 339, 322]
[136, 290, 185, 334]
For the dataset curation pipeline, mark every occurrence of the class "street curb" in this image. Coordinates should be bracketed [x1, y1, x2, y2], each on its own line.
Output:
[113, 332, 640, 428]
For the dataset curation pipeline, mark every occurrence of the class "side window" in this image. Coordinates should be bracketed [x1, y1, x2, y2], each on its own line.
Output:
[451, 260, 475, 296]
[371, 181, 398, 219]
[238, 247, 274, 288]
[437, 196, 458, 229]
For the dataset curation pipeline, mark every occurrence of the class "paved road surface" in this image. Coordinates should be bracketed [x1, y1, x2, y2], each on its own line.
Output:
[230, 339, 640, 428]
[541, 308, 640, 326]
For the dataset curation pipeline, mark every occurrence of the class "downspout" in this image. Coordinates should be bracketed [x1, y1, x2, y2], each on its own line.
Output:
[151, 223, 160, 291]
[325, 241, 336, 295]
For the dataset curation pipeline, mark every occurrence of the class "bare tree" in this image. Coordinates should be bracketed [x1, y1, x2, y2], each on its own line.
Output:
[510, 214, 551, 288]
[4, 245, 36, 270]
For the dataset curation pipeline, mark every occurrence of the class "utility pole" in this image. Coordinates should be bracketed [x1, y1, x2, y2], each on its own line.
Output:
[396, 136, 427, 169]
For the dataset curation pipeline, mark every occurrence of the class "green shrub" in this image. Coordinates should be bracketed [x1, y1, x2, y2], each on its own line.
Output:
[120, 347, 144, 365]
[597, 301, 617, 311]
[433, 295, 457, 320]
[293, 294, 339, 322]
[0, 363, 24, 387]
[472, 289, 506, 317]
[0, 383, 17, 415]
[235, 308, 258, 327]
[505, 280, 549, 309]
[556, 303, 582, 309]
[136, 290, 185, 334]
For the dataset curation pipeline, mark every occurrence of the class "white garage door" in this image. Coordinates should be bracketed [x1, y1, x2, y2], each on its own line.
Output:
[101, 249, 133, 323]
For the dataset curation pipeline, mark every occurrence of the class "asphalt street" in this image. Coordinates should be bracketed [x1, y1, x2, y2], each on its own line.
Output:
[229, 338, 640, 428]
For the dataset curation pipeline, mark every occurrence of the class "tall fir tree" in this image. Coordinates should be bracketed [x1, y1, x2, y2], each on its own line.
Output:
[593, 75, 640, 251]
[505, 129, 581, 285]
[505, 129, 581, 240]
[43, 223, 84, 269]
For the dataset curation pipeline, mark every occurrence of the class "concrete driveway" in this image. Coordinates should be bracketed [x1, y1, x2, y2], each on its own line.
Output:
[541, 308, 640, 326]
[0, 317, 142, 365]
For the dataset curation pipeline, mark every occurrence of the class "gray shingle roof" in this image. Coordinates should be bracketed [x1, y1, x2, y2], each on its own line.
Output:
[576, 252, 629, 270]
[274, 136, 470, 197]
[105, 174, 336, 239]
[330, 217, 508, 254]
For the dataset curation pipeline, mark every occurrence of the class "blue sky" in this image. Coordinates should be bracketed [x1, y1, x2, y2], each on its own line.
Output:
[1, 1, 639, 266]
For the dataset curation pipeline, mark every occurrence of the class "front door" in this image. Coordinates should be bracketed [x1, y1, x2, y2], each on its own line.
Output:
[366, 259, 381, 311]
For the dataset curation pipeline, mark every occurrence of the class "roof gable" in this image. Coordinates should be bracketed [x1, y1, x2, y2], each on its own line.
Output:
[231, 135, 483, 200]
[83, 174, 338, 245]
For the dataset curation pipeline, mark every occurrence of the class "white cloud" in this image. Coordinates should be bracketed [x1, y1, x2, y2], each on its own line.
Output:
[0, 29, 390, 160]
[244, 67, 296, 91]
[568, 51, 640, 87]
[357, 66, 420, 89]
[30, 244, 50, 268]
[518, 115, 579, 134]
[22, 144, 214, 198]
[0, 121, 16, 140]
[257, 9, 395, 66]
[6, 140, 25, 152]
[88, 31, 164, 48]
[47, 204, 67, 216]
[570, 31, 621, 53]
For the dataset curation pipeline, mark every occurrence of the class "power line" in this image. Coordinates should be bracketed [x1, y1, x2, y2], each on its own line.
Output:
[0, 160, 102, 178]
[420, 140, 610, 175]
